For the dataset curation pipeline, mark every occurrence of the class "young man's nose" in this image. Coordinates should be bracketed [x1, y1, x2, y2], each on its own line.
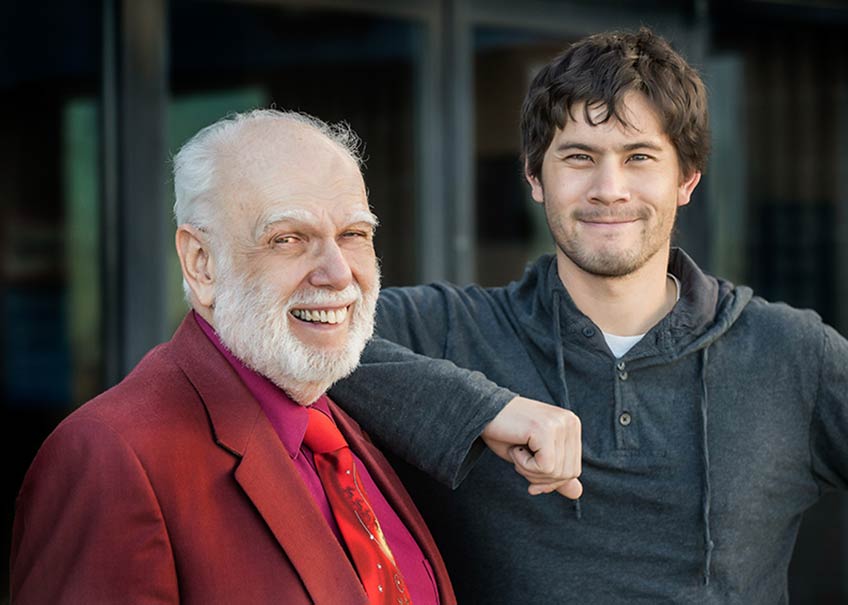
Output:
[588, 162, 630, 205]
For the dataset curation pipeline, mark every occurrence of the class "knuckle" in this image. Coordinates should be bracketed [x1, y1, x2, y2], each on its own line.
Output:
[538, 416, 559, 432]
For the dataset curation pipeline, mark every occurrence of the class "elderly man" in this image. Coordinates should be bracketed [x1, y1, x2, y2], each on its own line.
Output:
[10, 110, 580, 604]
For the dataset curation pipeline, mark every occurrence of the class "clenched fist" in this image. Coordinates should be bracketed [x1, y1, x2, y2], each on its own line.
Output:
[481, 396, 582, 499]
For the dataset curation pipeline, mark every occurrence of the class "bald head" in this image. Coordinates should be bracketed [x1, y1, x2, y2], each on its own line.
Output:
[173, 109, 363, 235]
[215, 119, 365, 239]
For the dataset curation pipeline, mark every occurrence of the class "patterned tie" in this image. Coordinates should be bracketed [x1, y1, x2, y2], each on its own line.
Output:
[303, 407, 412, 605]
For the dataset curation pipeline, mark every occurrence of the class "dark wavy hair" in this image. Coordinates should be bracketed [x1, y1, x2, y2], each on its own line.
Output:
[521, 28, 710, 180]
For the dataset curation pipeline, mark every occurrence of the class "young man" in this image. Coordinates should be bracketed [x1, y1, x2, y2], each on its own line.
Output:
[11, 110, 581, 604]
[331, 29, 848, 603]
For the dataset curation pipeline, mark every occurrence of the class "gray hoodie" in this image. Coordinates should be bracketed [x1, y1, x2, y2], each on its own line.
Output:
[330, 248, 848, 604]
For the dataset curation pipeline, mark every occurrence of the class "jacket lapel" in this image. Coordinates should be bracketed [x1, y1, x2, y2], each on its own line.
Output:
[234, 422, 366, 604]
[167, 315, 366, 605]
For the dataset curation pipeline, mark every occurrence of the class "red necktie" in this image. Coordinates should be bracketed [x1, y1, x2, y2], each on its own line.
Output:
[303, 407, 412, 605]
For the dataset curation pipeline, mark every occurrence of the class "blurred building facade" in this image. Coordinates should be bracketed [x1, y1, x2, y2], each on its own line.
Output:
[2, 0, 847, 600]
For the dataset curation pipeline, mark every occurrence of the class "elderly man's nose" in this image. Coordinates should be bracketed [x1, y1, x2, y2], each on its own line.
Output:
[309, 242, 353, 290]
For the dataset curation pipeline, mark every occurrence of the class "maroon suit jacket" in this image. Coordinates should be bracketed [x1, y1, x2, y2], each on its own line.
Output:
[11, 315, 454, 604]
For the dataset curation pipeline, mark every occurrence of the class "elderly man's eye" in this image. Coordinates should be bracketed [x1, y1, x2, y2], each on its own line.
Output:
[341, 229, 372, 241]
[273, 235, 300, 245]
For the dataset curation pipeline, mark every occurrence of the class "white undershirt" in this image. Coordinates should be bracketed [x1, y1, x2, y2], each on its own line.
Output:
[603, 332, 646, 359]
[601, 273, 681, 359]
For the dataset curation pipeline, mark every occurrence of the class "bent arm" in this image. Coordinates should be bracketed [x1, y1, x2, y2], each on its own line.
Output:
[333, 334, 515, 487]
[333, 285, 584, 497]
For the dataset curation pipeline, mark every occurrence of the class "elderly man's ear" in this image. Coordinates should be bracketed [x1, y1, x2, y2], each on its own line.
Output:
[176, 225, 217, 309]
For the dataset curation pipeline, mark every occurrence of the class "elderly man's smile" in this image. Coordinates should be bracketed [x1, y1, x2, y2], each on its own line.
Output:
[290, 304, 350, 326]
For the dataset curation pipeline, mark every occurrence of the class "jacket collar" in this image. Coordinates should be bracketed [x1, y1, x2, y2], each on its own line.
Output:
[166, 314, 367, 605]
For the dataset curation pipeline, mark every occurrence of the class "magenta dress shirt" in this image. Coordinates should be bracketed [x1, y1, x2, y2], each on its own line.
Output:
[195, 312, 439, 603]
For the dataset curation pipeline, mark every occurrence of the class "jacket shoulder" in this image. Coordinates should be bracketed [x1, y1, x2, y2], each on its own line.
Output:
[57, 340, 207, 449]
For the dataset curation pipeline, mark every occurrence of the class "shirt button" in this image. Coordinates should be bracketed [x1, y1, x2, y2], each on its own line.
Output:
[616, 360, 626, 371]
[618, 371, 628, 381]
[582, 326, 595, 337]
[619, 411, 632, 426]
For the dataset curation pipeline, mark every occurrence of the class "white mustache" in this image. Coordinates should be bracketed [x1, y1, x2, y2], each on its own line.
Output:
[284, 284, 361, 310]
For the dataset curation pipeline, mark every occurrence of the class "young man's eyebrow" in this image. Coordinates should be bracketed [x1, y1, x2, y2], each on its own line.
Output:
[553, 141, 666, 154]
[621, 141, 665, 152]
[554, 142, 598, 153]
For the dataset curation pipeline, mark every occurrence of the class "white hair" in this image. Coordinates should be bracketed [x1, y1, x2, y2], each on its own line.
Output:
[172, 108, 364, 301]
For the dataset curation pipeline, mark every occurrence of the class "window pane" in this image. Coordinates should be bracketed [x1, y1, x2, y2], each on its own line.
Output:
[474, 28, 571, 285]
[1, 1, 103, 598]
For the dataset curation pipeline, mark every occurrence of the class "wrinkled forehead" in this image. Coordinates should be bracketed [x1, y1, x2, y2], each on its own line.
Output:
[227, 119, 358, 181]
[213, 121, 367, 227]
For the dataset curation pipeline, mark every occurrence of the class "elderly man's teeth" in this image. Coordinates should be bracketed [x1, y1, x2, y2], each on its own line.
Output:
[291, 307, 348, 324]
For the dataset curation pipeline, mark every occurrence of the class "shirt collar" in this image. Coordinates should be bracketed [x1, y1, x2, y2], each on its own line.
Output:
[193, 311, 332, 459]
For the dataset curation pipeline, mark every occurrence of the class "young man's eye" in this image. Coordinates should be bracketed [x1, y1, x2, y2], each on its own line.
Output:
[567, 153, 592, 162]
[628, 153, 650, 162]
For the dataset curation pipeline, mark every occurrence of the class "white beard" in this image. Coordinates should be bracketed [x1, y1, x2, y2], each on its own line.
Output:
[212, 262, 379, 405]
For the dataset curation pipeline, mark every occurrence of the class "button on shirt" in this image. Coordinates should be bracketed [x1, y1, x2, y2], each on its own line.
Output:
[195, 312, 439, 604]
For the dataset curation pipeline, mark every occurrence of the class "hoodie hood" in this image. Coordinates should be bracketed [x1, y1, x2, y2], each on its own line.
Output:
[505, 248, 753, 367]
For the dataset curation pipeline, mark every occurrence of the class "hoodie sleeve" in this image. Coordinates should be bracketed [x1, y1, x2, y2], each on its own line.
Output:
[809, 323, 848, 491]
[330, 286, 516, 488]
